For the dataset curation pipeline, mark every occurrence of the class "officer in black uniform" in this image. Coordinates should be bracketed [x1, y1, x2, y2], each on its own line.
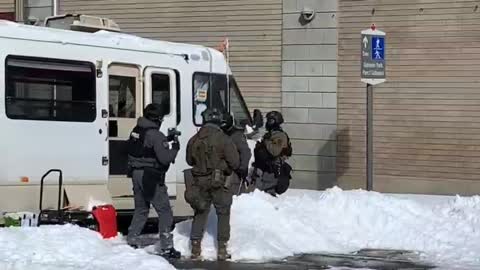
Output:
[126, 103, 180, 259]
[221, 113, 252, 194]
[252, 111, 292, 196]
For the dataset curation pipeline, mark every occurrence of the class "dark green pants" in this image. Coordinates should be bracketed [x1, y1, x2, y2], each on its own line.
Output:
[187, 175, 233, 243]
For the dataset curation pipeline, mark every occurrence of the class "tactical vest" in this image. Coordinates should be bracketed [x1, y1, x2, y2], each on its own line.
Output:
[127, 126, 157, 160]
[254, 130, 292, 172]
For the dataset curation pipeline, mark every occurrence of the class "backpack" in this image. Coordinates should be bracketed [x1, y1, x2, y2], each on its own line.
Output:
[190, 130, 220, 176]
[255, 130, 292, 160]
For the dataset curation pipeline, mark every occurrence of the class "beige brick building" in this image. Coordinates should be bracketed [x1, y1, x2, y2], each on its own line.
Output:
[337, 0, 480, 195]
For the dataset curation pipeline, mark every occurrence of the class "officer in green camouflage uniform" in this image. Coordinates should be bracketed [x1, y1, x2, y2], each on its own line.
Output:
[185, 108, 240, 261]
[252, 111, 292, 196]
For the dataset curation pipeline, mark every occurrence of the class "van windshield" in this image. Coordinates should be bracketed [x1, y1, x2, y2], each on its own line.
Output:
[229, 79, 252, 127]
[193, 73, 251, 127]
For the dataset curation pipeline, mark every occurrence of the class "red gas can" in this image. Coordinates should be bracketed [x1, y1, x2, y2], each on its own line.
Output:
[92, 204, 118, 239]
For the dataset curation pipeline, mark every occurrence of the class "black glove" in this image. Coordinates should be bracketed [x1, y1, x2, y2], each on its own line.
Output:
[236, 168, 248, 179]
[167, 134, 175, 142]
[172, 141, 180, 150]
[167, 128, 181, 142]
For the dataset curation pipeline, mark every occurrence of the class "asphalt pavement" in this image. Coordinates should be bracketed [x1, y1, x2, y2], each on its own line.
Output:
[171, 249, 435, 270]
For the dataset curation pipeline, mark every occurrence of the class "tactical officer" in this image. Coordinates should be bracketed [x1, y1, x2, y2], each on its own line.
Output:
[185, 108, 240, 261]
[252, 111, 292, 196]
[126, 103, 181, 259]
[221, 113, 252, 195]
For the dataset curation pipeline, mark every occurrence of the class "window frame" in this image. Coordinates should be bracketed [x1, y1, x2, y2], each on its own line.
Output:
[174, 70, 181, 125]
[151, 72, 172, 118]
[191, 72, 252, 127]
[5, 55, 97, 122]
[108, 74, 137, 119]
[229, 78, 253, 127]
[192, 72, 230, 126]
[143, 68, 180, 125]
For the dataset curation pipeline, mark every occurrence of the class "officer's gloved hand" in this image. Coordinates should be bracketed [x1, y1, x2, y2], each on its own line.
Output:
[236, 168, 248, 179]
[167, 134, 175, 142]
[172, 140, 180, 150]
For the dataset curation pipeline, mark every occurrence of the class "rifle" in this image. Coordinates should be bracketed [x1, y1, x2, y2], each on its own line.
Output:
[167, 127, 181, 142]
[237, 177, 249, 195]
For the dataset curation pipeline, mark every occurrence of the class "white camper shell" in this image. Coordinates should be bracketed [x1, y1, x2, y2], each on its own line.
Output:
[0, 20, 253, 217]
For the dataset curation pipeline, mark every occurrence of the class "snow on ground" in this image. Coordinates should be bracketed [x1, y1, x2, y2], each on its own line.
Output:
[173, 187, 480, 269]
[0, 224, 174, 270]
[2, 187, 480, 270]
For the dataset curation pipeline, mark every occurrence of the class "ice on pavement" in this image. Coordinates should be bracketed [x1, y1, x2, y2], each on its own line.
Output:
[173, 187, 480, 269]
[0, 224, 174, 270]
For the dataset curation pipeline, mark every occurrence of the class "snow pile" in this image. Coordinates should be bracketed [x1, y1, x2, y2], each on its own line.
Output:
[0, 224, 174, 270]
[173, 187, 480, 268]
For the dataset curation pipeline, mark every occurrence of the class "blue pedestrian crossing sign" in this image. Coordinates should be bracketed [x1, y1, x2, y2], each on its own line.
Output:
[371, 36, 384, 61]
[361, 27, 386, 85]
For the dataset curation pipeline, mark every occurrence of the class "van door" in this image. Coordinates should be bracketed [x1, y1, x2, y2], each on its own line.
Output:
[107, 64, 141, 209]
[144, 67, 177, 197]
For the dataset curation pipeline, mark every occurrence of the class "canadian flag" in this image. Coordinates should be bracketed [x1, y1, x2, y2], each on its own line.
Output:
[217, 37, 230, 53]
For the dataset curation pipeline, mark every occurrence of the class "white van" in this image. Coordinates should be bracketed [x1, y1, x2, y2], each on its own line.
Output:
[0, 15, 259, 218]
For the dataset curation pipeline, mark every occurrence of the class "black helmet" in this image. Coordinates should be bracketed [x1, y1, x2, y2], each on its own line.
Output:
[144, 103, 164, 122]
[221, 113, 234, 132]
[265, 110, 284, 131]
[202, 108, 223, 125]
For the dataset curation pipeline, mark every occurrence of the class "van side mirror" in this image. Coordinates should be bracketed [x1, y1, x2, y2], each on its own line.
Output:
[252, 109, 263, 130]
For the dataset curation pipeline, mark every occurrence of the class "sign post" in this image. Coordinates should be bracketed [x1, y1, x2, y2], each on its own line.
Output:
[360, 24, 386, 191]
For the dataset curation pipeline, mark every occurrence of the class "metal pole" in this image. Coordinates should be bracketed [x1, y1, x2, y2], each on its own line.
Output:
[366, 84, 373, 191]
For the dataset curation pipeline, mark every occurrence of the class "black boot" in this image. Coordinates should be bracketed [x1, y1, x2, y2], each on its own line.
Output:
[126, 236, 139, 249]
[160, 247, 181, 259]
[191, 240, 202, 260]
[217, 241, 231, 261]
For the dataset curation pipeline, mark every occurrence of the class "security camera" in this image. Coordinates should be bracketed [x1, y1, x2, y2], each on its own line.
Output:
[301, 8, 316, 22]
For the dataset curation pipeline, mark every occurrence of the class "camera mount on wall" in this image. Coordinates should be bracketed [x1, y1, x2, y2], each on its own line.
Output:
[299, 8, 316, 25]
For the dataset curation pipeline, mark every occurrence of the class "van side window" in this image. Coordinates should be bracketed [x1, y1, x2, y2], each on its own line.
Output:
[192, 72, 228, 125]
[5, 56, 96, 122]
[152, 73, 171, 115]
[109, 75, 136, 118]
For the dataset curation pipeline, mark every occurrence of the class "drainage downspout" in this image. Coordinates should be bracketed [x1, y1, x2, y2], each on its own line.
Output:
[53, 0, 58, 16]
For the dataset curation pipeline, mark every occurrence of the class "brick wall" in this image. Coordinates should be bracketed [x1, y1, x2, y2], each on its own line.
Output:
[282, 0, 338, 189]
